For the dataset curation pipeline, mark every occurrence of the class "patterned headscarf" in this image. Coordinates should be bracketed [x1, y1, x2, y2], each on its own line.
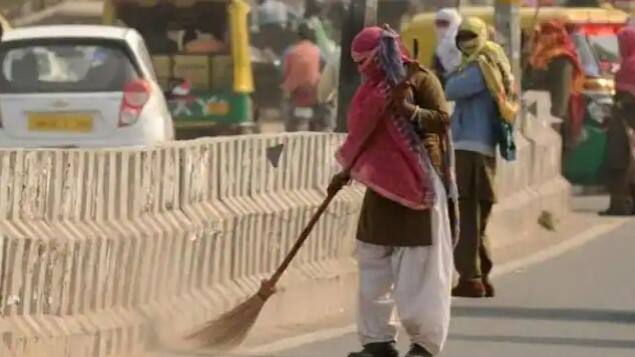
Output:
[351, 26, 409, 85]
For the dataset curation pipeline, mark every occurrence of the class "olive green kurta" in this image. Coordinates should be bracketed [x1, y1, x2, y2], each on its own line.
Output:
[453, 150, 496, 280]
[356, 67, 450, 247]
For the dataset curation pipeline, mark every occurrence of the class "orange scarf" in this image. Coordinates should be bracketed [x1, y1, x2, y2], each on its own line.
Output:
[530, 20, 586, 141]
[530, 20, 585, 94]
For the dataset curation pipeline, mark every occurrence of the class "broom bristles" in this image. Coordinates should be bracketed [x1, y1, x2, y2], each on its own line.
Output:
[182, 280, 276, 350]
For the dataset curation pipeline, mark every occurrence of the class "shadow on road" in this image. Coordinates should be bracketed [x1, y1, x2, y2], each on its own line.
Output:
[450, 333, 635, 349]
[452, 305, 635, 324]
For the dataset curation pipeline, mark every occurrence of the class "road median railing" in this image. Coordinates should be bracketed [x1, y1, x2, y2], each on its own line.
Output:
[0, 96, 570, 355]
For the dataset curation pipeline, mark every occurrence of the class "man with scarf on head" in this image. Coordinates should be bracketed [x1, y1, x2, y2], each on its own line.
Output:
[432, 8, 462, 86]
[329, 25, 459, 357]
[524, 20, 585, 154]
[444, 17, 518, 298]
[602, 27, 635, 216]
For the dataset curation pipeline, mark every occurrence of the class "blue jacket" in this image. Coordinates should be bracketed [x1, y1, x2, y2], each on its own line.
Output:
[445, 63, 499, 157]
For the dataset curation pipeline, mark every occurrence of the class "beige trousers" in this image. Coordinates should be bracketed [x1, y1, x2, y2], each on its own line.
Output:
[356, 174, 454, 355]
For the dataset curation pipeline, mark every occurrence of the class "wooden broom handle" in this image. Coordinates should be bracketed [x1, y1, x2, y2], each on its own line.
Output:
[268, 122, 379, 285]
[268, 187, 340, 285]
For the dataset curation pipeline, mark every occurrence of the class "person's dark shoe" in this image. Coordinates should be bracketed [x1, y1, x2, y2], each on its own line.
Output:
[405, 344, 432, 357]
[599, 210, 633, 216]
[599, 204, 634, 216]
[452, 279, 486, 298]
[348, 341, 400, 357]
[483, 278, 496, 298]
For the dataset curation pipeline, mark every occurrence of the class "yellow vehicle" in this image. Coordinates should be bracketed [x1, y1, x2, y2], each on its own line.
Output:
[103, 0, 255, 137]
[402, 6, 628, 78]
[402, 6, 629, 186]
[0, 13, 11, 36]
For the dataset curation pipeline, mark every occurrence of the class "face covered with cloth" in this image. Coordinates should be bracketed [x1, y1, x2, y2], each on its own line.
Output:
[434, 8, 463, 73]
[451, 17, 518, 161]
[455, 17, 519, 124]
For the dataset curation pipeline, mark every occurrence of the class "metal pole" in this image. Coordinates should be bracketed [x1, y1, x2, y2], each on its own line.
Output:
[495, 0, 522, 100]
[335, 0, 378, 132]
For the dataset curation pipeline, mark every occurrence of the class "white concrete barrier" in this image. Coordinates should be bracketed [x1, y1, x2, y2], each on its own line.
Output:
[489, 91, 570, 248]
[0, 112, 569, 356]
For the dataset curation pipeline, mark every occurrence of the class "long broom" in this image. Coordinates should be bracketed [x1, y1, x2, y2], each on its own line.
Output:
[183, 41, 417, 352]
[181, 147, 364, 351]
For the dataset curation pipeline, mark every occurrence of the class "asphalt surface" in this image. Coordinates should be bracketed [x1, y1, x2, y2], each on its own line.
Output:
[272, 216, 635, 357]
[155, 197, 635, 357]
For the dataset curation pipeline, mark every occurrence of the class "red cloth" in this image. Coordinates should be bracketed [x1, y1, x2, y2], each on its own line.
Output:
[617, 27, 635, 98]
[336, 27, 435, 210]
[530, 20, 586, 140]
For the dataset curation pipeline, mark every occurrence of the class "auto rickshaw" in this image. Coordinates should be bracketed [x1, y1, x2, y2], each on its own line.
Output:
[401, 6, 629, 186]
[102, 0, 255, 137]
[0, 13, 11, 38]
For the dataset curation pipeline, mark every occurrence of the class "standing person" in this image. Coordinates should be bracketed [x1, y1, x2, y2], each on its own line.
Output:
[445, 17, 518, 298]
[525, 20, 585, 153]
[602, 27, 635, 216]
[281, 22, 323, 131]
[432, 8, 462, 86]
[330, 25, 459, 357]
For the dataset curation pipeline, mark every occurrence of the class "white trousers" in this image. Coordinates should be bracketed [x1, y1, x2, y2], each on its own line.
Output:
[356, 175, 454, 355]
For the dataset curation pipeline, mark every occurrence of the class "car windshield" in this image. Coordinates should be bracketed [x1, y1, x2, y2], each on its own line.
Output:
[0, 40, 139, 93]
[573, 32, 620, 77]
[116, 2, 229, 55]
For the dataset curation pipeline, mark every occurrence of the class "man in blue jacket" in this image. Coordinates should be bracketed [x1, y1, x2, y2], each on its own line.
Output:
[445, 18, 504, 298]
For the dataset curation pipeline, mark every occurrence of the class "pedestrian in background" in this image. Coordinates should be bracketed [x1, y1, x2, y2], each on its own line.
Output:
[524, 20, 585, 153]
[445, 17, 518, 298]
[432, 8, 462, 86]
[602, 27, 635, 216]
[281, 22, 323, 131]
[330, 25, 458, 357]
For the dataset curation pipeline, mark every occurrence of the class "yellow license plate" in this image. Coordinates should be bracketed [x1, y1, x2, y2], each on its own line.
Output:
[28, 113, 94, 133]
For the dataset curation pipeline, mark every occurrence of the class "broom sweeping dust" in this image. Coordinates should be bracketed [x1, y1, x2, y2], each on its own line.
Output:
[178, 40, 419, 353]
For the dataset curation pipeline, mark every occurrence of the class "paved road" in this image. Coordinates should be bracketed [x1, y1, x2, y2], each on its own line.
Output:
[271, 217, 635, 357]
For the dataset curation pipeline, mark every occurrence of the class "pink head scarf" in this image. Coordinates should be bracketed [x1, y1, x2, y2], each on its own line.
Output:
[617, 27, 635, 97]
[336, 26, 456, 210]
[351, 26, 410, 83]
[351, 27, 384, 81]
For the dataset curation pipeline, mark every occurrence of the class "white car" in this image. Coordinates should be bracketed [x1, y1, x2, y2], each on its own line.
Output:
[0, 25, 174, 148]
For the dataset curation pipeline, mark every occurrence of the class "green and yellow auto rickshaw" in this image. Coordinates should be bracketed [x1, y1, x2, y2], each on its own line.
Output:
[103, 0, 255, 137]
